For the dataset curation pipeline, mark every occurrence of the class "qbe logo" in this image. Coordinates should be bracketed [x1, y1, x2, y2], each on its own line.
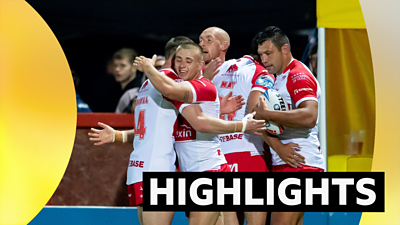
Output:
[142, 172, 384, 212]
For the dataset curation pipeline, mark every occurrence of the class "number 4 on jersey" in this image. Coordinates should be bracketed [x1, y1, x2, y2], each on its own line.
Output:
[136, 110, 146, 140]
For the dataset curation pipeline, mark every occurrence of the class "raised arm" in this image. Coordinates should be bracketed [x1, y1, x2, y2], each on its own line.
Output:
[134, 55, 194, 103]
[181, 104, 266, 135]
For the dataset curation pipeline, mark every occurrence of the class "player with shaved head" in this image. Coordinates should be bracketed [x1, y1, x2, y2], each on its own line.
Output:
[199, 27, 230, 64]
[198, 27, 305, 225]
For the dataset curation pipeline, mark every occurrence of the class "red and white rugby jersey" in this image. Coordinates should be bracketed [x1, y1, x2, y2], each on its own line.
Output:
[211, 55, 275, 156]
[127, 69, 183, 185]
[271, 59, 325, 170]
[173, 76, 227, 172]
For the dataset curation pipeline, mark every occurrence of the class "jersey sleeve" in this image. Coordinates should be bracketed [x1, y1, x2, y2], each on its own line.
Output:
[286, 72, 318, 107]
[185, 78, 218, 103]
[251, 65, 275, 93]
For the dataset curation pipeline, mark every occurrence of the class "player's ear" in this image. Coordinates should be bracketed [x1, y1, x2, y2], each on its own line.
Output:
[221, 41, 229, 52]
[282, 44, 290, 55]
[201, 61, 205, 69]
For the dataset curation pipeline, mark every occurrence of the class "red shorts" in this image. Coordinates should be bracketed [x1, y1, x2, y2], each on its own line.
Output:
[272, 164, 324, 172]
[204, 163, 231, 172]
[127, 182, 143, 206]
[224, 152, 269, 172]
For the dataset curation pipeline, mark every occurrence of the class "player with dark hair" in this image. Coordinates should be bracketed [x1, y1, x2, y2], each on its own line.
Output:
[201, 26, 305, 225]
[253, 26, 325, 225]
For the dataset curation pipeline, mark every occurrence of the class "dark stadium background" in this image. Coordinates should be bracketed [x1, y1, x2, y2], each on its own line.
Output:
[26, 0, 317, 112]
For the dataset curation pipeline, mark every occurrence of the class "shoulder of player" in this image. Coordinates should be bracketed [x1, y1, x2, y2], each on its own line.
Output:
[160, 68, 179, 79]
[287, 60, 314, 80]
[188, 77, 217, 96]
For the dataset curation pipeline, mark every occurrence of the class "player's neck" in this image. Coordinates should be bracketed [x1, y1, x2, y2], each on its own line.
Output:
[218, 53, 226, 63]
[162, 59, 172, 69]
[193, 72, 202, 80]
[278, 54, 293, 74]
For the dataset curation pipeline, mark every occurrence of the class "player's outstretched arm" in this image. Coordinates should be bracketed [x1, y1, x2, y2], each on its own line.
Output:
[88, 122, 134, 145]
[134, 55, 194, 103]
[262, 131, 306, 168]
[254, 97, 318, 129]
[181, 104, 266, 135]
[220, 91, 245, 115]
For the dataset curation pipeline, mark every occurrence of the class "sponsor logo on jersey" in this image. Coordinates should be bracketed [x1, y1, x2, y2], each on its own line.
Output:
[291, 73, 308, 83]
[136, 96, 148, 105]
[255, 75, 274, 89]
[274, 104, 280, 110]
[129, 160, 144, 168]
[294, 88, 313, 95]
[220, 81, 237, 89]
[226, 64, 238, 73]
[219, 133, 244, 142]
[139, 80, 149, 93]
[176, 124, 194, 140]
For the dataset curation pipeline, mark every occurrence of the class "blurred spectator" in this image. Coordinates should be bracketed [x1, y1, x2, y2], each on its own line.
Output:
[115, 87, 139, 113]
[141, 55, 166, 83]
[112, 48, 144, 92]
[72, 70, 92, 113]
[154, 55, 166, 70]
[309, 43, 318, 78]
[112, 48, 144, 113]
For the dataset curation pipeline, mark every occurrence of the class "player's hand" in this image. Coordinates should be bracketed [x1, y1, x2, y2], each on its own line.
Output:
[243, 112, 267, 136]
[203, 57, 221, 80]
[254, 96, 269, 120]
[133, 55, 157, 72]
[220, 91, 245, 115]
[274, 143, 305, 168]
[88, 122, 115, 146]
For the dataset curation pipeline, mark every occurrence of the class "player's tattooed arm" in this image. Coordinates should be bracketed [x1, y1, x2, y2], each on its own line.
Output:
[134, 55, 194, 103]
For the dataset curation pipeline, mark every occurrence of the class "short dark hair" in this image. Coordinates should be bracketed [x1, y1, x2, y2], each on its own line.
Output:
[165, 36, 194, 60]
[252, 26, 290, 52]
[113, 48, 138, 64]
